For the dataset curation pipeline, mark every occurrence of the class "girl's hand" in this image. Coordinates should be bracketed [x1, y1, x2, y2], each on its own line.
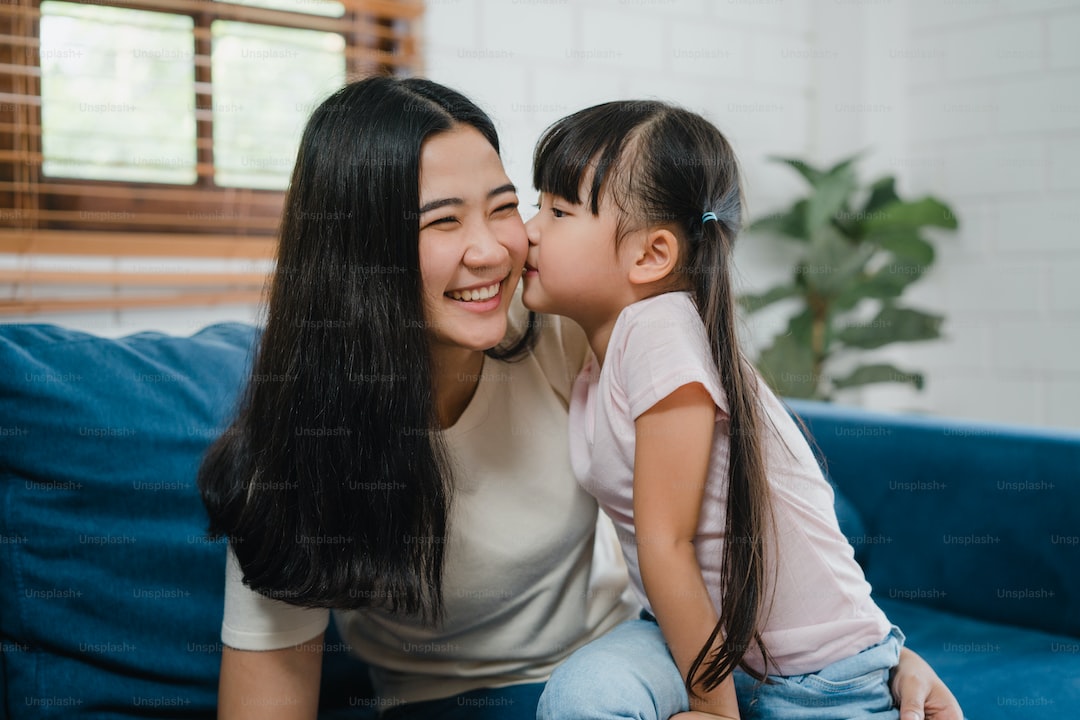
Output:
[891, 648, 964, 720]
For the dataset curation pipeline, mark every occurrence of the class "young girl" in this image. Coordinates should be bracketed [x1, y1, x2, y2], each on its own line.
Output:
[522, 101, 907, 720]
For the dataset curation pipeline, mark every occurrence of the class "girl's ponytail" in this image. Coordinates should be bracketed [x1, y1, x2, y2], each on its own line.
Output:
[686, 206, 774, 690]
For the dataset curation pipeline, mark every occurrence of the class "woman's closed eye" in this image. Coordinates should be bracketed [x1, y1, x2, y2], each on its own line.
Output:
[492, 201, 519, 216]
[424, 215, 459, 229]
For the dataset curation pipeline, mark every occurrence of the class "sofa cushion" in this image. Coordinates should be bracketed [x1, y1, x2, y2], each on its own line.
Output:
[878, 597, 1080, 719]
[786, 398, 1080, 641]
[0, 323, 372, 718]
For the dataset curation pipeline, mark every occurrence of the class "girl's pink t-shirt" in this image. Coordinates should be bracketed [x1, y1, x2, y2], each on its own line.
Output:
[568, 291, 891, 677]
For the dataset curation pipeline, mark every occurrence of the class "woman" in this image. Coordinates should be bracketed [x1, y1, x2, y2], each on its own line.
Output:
[199, 76, 962, 720]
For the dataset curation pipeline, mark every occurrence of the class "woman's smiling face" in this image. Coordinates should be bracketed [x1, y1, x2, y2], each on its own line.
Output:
[417, 124, 526, 354]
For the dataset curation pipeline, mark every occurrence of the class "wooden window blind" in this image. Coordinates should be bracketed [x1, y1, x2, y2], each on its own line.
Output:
[0, 0, 423, 314]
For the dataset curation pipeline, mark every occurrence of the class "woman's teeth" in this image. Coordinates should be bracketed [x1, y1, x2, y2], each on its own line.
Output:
[447, 281, 500, 302]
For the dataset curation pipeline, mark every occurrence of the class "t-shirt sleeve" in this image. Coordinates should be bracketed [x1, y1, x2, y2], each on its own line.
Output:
[222, 545, 330, 651]
[618, 295, 727, 421]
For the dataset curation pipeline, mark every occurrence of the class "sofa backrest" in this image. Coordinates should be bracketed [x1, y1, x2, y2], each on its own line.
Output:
[0, 323, 372, 718]
[788, 398, 1080, 640]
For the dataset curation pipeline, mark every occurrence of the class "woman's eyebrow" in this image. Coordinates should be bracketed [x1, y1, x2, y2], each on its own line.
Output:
[419, 183, 518, 215]
[419, 197, 461, 214]
[488, 182, 517, 198]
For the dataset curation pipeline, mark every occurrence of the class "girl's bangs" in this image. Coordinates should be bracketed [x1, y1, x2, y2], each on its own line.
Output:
[532, 102, 663, 214]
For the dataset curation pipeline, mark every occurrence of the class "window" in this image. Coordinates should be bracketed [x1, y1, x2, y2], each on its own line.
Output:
[0, 0, 421, 313]
[0, 0, 422, 239]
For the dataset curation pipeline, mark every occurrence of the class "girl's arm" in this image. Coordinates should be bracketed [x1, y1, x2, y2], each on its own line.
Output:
[634, 382, 739, 720]
[218, 635, 323, 719]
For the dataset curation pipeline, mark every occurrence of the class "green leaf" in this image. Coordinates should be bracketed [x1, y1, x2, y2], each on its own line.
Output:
[802, 224, 876, 297]
[826, 153, 864, 177]
[748, 200, 809, 240]
[833, 261, 925, 310]
[786, 306, 815, 345]
[739, 284, 799, 314]
[874, 231, 936, 265]
[770, 153, 862, 191]
[862, 176, 900, 214]
[832, 363, 925, 391]
[769, 156, 828, 187]
[831, 213, 861, 242]
[806, 164, 858, 234]
[756, 332, 819, 399]
[834, 305, 944, 349]
[863, 197, 959, 234]
[755, 309, 821, 398]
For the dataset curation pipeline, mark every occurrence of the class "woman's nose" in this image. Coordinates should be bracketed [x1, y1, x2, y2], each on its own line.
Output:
[464, 222, 507, 267]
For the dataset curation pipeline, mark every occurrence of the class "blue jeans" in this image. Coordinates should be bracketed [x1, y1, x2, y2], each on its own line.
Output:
[537, 617, 904, 720]
[379, 682, 545, 719]
[734, 626, 904, 719]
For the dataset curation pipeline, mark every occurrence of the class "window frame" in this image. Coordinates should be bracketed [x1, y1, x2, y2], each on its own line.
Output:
[1, 0, 422, 238]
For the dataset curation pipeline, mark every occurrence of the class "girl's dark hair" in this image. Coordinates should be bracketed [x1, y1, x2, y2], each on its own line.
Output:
[534, 101, 774, 690]
[199, 76, 535, 621]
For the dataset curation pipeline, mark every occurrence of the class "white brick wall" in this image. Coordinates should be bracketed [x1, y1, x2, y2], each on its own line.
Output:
[871, 0, 1080, 428]
[424, 0, 819, 346]
[8, 0, 1075, 428]
[426, 0, 815, 199]
[425, 0, 1078, 428]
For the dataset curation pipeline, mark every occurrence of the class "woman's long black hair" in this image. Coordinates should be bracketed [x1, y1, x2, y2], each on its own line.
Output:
[199, 77, 535, 622]
[533, 101, 774, 691]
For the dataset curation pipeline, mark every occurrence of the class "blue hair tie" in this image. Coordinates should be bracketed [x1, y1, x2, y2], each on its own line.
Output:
[701, 211, 718, 224]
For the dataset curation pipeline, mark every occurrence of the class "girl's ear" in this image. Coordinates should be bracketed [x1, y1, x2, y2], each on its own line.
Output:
[628, 228, 680, 286]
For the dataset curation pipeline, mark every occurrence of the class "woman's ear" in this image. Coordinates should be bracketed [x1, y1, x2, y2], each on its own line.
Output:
[628, 228, 680, 286]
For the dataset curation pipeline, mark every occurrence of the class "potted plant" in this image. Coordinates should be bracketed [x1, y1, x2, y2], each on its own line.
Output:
[741, 155, 958, 400]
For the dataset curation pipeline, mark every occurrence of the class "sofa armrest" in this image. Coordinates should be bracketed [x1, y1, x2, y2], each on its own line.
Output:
[786, 399, 1080, 639]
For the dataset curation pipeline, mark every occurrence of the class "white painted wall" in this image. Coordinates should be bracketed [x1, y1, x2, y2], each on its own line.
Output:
[6, 0, 1077, 428]
[425, 0, 1079, 428]
[835, 0, 1080, 428]
[425, 0, 817, 311]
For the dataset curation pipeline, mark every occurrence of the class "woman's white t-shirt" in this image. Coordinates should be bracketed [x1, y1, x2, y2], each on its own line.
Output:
[221, 308, 636, 704]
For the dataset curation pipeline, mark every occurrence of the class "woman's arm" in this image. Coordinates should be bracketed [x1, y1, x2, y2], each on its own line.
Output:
[218, 634, 324, 720]
[891, 647, 964, 720]
[634, 383, 739, 720]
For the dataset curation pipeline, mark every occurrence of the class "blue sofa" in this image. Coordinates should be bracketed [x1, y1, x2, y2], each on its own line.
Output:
[785, 400, 1080, 718]
[1, 322, 1077, 719]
